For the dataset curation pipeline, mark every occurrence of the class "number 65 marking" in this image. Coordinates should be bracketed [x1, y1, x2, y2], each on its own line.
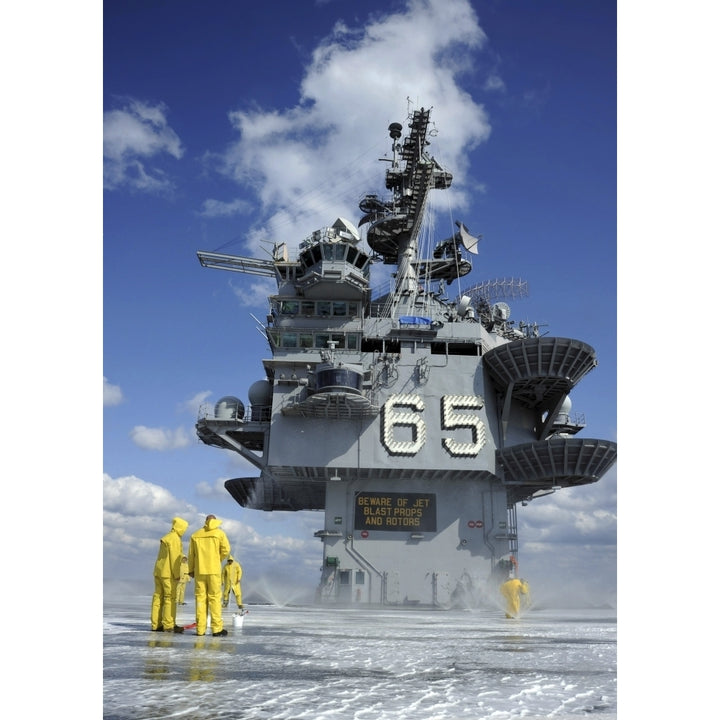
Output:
[381, 394, 485, 457]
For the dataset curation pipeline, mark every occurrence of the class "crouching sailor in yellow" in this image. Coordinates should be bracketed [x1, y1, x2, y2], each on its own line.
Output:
[222, 556, 243, 609]
[176, 555, 190, 605]
[151, 516, 189, 632]
[500, 577, 530, 618]
[188, 514, 231, 636]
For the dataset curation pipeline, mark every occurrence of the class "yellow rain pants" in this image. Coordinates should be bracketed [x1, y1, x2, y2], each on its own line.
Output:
[151, 516, 188, 630]
[188, 516, 230, 635]
[194, 573, 223, 635]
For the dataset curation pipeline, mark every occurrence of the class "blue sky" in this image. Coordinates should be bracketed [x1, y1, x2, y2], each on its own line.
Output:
[100, 0, 622, 606]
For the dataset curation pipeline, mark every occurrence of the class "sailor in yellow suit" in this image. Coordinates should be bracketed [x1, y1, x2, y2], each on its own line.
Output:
[188, 514, 231, 636]
[222, 556, 243, 609]
[176, 555, 190, 605]
[500, 577, 530, 618]
[151, 516, 189, 632]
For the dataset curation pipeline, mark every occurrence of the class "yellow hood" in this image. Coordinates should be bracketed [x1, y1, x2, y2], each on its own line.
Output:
[172, 517, 189, 536]
[205, 516, 222, 531]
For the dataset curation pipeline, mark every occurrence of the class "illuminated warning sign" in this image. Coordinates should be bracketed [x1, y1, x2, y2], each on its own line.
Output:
[354, 492, 437, 532]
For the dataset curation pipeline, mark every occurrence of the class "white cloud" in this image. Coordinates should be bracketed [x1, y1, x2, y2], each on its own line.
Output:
[211, 0, 494, 258]
[130, 425, 191, 450]
[103, 376, 123, 406]
[195, 476, 230, 499]
[103, 474, 200, 567]
[103, 473, 189, 515]
[103, 473, 320, 598]
[484, 74, 506, 92]
[199, 197, 253, 218]
[515, 471, 617, 606]
[103, 99, 184, 192]
[230, 277, 276, 308]
[519, 476, 617, 545]
[181, 391, 213, 415]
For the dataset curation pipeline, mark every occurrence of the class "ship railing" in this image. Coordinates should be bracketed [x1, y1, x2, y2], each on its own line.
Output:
[279, 386, 379, 419]
[281, 383, 377, 405]
[197, 402, 271, 423]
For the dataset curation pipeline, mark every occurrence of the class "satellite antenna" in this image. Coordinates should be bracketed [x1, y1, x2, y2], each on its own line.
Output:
[456, 221, 479, 254]
[457, 295, 472, 317]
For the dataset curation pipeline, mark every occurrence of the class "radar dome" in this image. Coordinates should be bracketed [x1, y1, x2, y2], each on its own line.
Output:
[557, 396, 572, 423]
[214, 396, 244, 420]
[248, 379, 273, 422]
[248, 379, 273, 406]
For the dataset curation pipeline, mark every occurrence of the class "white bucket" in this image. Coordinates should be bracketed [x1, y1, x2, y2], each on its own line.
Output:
[233, 612, 244, 628]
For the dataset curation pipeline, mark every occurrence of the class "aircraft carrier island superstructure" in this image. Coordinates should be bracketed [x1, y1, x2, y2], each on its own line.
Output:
[195, 107, 617, 607]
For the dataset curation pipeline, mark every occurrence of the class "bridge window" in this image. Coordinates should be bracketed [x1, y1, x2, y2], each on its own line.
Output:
[322, 243, 346, 261]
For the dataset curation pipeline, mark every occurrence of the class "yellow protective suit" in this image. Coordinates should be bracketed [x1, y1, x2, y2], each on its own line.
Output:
[500, 578, 530, 618]
[188, 515, 231, 635]
[151, 516, 189, 631]
[222, 556, 243, 608]
[176, 557, 190, 605]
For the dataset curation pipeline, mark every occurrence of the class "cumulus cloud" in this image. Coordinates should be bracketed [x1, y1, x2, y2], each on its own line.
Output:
[515, 470, 617, 606]
[103, 473, 319, 595]
[103, 376, 123, 406]
[130, 425, 191, 450]
[104, 473, 190, 516]
[103, 99, 184, 192]
[181, 391, 213, 415]
[103, 474, 199, 561]
[210, 0, 493, 258]
[196, 476, 231, 499]
[230, 277, 276, 307]
[218, 514, 321, 586]
[198, 197, 253, 218]
[519, 474, 617, 546]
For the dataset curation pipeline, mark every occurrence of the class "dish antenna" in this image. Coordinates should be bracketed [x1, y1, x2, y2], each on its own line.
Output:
[456, 221, 479, 254]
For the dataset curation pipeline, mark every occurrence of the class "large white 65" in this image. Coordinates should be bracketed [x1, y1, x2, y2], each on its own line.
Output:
[381, 394, 486, 457]
[381, 394, 426, 456]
